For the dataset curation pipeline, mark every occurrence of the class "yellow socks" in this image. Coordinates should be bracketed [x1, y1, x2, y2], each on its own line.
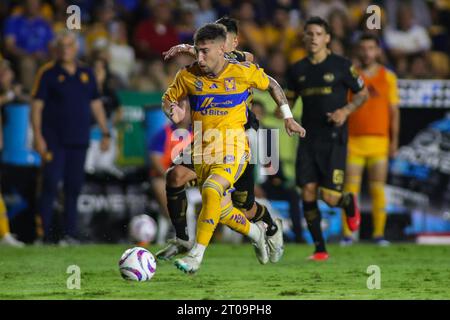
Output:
[0, 195, 10, 238]
[370, 181, 387, 238]
[196, 179, 224, 246]
[219, 202, 251, 236]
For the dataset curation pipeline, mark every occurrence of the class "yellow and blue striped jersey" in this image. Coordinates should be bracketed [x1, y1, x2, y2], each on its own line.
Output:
[163, 60, 270, 157]
[164, 60, 269, 133]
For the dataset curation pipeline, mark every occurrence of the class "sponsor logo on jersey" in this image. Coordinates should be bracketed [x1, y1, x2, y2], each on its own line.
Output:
[209, 83, 218, 89]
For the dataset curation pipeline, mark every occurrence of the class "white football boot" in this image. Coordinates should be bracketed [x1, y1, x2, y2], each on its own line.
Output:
[174, 253, 202, 274]
[267, 219, 284, 263]
[252, 221, 269, 265]
[0, 233, 25, 248]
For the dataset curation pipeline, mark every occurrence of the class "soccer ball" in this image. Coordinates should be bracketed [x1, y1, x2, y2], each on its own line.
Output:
[119, 247, 157, 281]
[129, 214, 157, 244]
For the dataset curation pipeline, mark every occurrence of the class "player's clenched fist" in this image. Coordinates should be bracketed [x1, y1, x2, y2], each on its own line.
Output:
[169, 102, 185, 124]
[285, 118, 306, 137]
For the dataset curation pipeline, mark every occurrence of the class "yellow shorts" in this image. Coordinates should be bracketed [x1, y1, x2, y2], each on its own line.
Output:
[348, 136, 389, 167]
[194, 151, 249, 193]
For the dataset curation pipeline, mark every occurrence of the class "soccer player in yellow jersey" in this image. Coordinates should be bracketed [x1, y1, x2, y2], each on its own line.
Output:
[162, 24, 305, 273]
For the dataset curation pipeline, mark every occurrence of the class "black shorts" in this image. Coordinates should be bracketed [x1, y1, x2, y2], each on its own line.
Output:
[171, 147, 255, 209]
[295, 139, 347, 193]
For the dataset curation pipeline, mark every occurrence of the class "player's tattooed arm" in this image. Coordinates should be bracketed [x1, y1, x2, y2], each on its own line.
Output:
[268, 76, 289, 107]
[327, 86, 369, 127]
[267, 76, 306, 137]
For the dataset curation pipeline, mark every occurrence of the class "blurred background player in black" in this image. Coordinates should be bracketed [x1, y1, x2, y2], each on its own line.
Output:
[286, 17, 369, 261]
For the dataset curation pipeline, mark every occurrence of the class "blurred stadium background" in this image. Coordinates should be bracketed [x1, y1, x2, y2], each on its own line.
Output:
[1, 0, 449, 247]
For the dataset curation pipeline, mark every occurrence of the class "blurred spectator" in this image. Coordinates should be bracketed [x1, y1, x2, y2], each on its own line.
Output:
[133, 0, 179, 58]
[303, 0, 347, 20]
[384, 3, 431, 70]
[91, 52, 121, 118]
[384, 0, 431, 29]
[3, 0, 54, 91]
[407, 53, 433, 79]
[176, 3, 197, 44]
[85, 0, 117, 55]
[263, 5, 298, 58]
[0, 59, 29, 106]
[194, 0, 217, 28]
[108, 20, 136, 85]
[237, 1, 267, 61]
[31, 31, 110, 244]
[214, 0, 234, 18]
[130, 57, 169, 91]
[266, 49, 287, 87]
[328, 9, 351, 55]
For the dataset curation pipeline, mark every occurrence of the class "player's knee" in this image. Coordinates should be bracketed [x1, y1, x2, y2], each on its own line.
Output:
[166, 165, 188, 188]
[302, 184, 317, 201]
[202, 179, 224, 200]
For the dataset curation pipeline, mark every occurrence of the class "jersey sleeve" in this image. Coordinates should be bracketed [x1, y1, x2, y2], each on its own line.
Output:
[163, 69, 189, 103]
[245, 63, 270, 90]
[285, 66, 298, 100]
[385, 69, 400, 106]
[342, 61, 365, 93]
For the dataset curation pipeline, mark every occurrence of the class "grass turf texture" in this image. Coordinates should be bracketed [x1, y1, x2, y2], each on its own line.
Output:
[1, 244, 450, 299]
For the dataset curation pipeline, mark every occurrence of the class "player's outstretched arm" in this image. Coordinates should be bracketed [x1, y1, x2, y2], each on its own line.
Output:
[267, 76, 306, 138]
[163, 44, 196, 60]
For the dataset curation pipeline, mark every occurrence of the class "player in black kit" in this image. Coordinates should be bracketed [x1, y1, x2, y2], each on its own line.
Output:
[286, 17, 369, 261]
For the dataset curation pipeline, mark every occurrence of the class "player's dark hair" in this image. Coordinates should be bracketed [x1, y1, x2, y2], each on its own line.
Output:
[215, 16, 239, 35]
[194, 23, 227, 44]
[358, 33, 380, 46]
[304, 16, 331, 34]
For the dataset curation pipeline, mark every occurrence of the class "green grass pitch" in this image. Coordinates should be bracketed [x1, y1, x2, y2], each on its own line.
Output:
[1, 243, 450, 299]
